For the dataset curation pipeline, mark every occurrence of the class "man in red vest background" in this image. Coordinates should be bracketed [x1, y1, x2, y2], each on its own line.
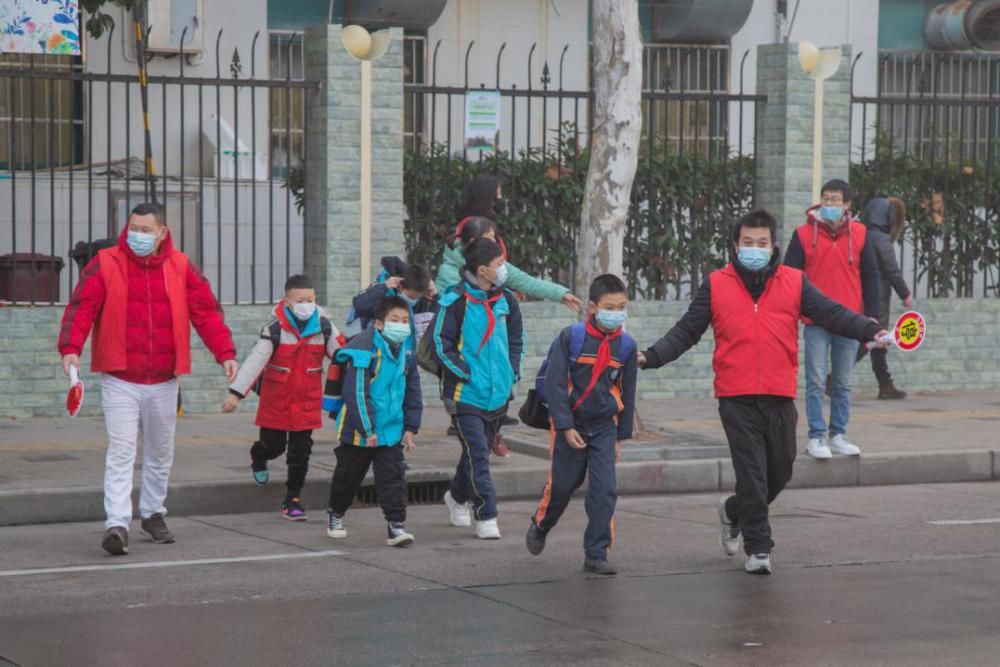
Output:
[58, 202, 238, 556]
[784, 179, 881, 460]
[638, 210, 888, 575]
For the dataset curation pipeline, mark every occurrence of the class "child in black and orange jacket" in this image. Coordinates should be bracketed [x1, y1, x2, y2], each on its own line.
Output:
[526, 274, 638, 576]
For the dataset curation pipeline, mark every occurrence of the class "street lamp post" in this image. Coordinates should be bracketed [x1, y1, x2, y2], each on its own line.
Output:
[341, 25, 391, 289]
[798, 41, 843, 203]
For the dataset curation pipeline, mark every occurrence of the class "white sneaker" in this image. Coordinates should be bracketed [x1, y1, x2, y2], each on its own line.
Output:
[718, 497, 741, 557]
[326, 511, 346, 539]
[475, 518, 501, 540]
[829, 434, 861, 456]
[806, 437, 832, 460]
[745, 553, 772, 575]
[443, 490, 471, 527]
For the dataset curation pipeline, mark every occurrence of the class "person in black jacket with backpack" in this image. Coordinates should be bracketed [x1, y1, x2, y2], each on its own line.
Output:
[639, 210, 890, 575]
[525, 274, 638, 576]
[858, 196, 915, 399]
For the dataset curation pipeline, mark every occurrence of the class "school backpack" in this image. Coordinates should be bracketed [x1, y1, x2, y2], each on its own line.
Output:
[415, 287, 467, 375]
[518, 322, 635, 430]
[251, 316, 335, 396]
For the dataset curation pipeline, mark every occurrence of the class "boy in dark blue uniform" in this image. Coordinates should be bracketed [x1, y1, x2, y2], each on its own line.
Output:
[433, 239, 524, 540]
[326, 295, 422, 547]
[526, 274, 638, 575]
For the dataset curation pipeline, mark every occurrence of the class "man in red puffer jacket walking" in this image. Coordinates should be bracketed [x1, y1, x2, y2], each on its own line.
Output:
[58, 202, 238, 556]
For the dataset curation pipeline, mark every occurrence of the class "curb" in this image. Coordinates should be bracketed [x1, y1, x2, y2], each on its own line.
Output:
[2, 449, 998, 527]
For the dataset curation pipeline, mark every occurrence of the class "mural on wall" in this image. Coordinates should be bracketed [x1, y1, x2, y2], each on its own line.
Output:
[1, 0, 81, 56]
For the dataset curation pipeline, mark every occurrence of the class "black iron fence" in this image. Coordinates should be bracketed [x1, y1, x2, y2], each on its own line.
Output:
[0, 28, 316, 306]
[850, 50, 1000, 298]
[404, 43, 763, 300]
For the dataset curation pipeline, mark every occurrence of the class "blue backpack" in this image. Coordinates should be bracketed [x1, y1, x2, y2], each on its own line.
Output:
[518, 322, 635, 429]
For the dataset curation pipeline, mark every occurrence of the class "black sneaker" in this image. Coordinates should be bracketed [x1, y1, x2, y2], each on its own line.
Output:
[447, 424, 457, 436]
[583, 557, 617, 576]
[102, 526, 129, 555]
[386, 521, 414, 547]
[525, 521, 548, 556]
[501, 415, 519, 427]
[282, 498, 307, 521]
[140, 514, 175, 544]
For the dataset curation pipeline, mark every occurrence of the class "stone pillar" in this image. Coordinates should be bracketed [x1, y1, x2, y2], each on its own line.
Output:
[302, 25, 405, 311]
[755, 43, 852, 246]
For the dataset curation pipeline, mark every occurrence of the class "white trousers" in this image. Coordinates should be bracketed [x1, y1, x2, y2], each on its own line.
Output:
[101, 375, 179, 530]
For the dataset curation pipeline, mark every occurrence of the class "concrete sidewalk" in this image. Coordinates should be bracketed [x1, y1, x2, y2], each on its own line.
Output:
[1, 390, 998, 525]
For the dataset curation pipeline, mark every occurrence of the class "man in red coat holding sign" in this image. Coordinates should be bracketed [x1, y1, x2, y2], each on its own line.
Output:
[58, 202, 238, 556]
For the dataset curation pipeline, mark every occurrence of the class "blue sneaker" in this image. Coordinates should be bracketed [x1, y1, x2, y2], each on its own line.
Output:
[251, 460, 269, 485]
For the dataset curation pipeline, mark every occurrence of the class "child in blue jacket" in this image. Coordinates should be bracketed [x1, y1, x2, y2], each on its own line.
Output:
[433, 238, 524, 540]
[326, 295, 422, 547]
[526, 274, 638, 575]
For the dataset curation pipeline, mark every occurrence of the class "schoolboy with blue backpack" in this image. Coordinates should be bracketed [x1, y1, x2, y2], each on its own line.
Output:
[325, 295, 423, 547]
[524, 274, 638, 576]
[431, 238, 524, 540]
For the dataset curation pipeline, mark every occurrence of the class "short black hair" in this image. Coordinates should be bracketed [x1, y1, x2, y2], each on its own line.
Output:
[732, 209, 778, 244]
[130, 202, 166, 226]
[821, 179, 853, 203]
[375, 295, 410, 322]
[463, 238, 504, 274]
[401, 263, 431, 293]
[589, 274, 627, 304]
[284, 274, 315, 292]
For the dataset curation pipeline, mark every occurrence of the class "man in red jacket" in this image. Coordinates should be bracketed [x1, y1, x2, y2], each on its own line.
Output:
[784, 179, 882, 460]
[639, 210, 889, 575]
[58, 202, 238, 556]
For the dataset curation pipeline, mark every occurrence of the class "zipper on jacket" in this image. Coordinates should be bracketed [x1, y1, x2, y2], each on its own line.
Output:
[146, 258, 155, 381]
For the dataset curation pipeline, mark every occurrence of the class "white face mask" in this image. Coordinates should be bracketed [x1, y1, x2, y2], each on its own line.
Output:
[291, 302, 317, 320]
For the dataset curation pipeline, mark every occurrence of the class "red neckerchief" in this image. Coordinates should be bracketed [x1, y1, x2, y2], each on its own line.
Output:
[573, 318, 622, 411]
[463, 290, 504, 353]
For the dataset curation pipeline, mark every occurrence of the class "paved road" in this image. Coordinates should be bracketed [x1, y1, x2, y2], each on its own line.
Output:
[1, 483, 999, 666]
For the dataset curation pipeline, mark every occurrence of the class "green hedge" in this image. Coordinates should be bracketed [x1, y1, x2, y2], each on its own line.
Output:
[404, 124, 755, 300]
[850, 135, 1000, 297]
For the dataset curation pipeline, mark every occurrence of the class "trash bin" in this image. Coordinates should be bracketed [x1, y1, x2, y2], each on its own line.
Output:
[69, 239, 116, 273]
[0, 253, 64, 303]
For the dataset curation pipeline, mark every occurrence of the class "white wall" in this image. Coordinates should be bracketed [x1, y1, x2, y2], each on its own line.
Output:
[81, 0, 272, 178]
[425, 0, 591, 155]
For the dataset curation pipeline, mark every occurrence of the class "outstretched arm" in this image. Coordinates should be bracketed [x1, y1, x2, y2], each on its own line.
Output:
[641, 279, 712, 369]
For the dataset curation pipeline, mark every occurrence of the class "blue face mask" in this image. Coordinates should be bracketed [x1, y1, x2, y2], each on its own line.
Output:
[737, 246, 772, 272]
[399, 292, 419, 307]
[127, 230, 158, 257]
[596, 309, 627, 330]
[382, 321, 411, 345]
[819, 206, 844, 223]
[492, 263, 508, 288]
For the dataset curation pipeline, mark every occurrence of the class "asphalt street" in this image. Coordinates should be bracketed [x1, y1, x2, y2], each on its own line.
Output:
[1, 482, 998, 666]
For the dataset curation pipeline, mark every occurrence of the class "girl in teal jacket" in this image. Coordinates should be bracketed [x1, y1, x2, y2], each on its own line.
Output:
[436, 217, 582, 311]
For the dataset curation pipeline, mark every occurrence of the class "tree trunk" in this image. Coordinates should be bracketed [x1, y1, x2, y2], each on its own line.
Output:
[574, 0, 643, 298]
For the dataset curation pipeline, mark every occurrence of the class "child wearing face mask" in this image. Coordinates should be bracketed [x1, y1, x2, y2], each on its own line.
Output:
[325, 295, 422, 547]
[526, 274, 638, 576]
[433, 238, 524, 540]
[348, 258, 436, 343]
[224, 274, 342, 520]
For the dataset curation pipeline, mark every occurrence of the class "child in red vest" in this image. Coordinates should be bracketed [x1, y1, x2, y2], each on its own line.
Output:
[526, 274, 638, 576]
[223, 274, 342, 520]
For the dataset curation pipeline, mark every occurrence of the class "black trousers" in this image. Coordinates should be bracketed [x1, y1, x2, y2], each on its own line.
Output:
[251, 428, 314, 498]
[718, 396, 797, 555]
[327, 444, 406, 523]
[857, 345, 892, 385]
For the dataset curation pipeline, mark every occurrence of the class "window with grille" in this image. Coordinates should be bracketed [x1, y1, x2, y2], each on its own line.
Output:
[269, 31, 305, 178]
[878, 51, 1000, 162]
[0, 54, 84, 170]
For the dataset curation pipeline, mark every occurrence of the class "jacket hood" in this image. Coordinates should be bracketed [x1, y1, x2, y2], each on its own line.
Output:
[805, 204, 856, 237]
[859, 197, 893, 233]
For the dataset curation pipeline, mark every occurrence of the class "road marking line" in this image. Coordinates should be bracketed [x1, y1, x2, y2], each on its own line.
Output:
[0, 550, 345, 578]
[928, 518, 1000, 526]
